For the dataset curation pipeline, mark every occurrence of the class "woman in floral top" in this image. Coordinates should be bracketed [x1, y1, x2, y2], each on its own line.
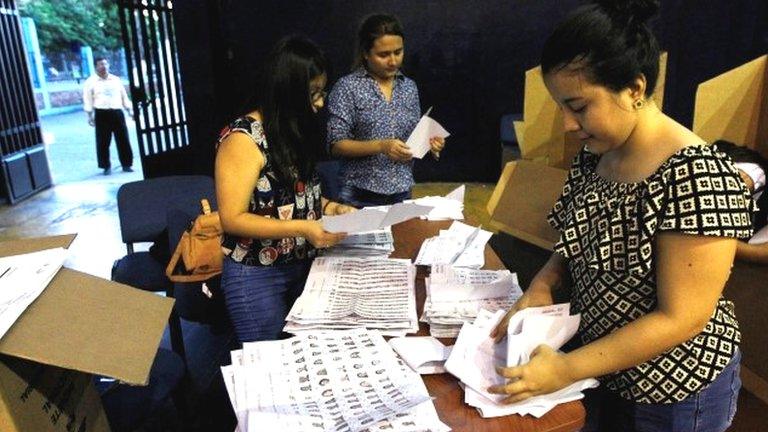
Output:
[215, 36, 354, 343]
[489, 1, 752, 430]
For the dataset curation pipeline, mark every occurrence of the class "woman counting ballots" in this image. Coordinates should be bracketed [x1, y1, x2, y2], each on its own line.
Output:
[489, 1, 752, 430]
[327, 14, 446, 208]
[215, 36, 355, 343]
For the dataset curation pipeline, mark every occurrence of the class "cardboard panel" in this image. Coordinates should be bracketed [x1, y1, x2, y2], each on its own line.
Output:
[487, 161, 568, 250]
[693, 55, 768, 157]
[0, 236, 173, 385]
[0, 356, 110, 432]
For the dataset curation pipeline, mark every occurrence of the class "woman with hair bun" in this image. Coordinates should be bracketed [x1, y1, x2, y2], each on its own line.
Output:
[489, 1, 752, 429]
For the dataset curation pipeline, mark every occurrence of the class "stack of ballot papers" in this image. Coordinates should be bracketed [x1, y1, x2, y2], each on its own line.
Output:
[0, 247, 68, 340]
[444, 306, 599, 418]
[222, 328, 451, 432]
[422, 265, 523, 338]
[406, 185, 465, 221]
[414, 221, 492, 268]
[284, 257, 419, 337]
[322, 227, 394, 258]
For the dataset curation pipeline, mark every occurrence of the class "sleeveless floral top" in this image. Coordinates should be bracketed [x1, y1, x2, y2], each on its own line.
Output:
[218, 116, 322, 266]
[549, 145, 753, 404]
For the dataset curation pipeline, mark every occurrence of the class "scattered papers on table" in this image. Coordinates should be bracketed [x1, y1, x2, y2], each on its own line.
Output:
[505, 304, 579, 367]
[284, 257, 419, 337]
[222, 329, 451, 432]
[323, 227, 394, 258]
[444, 307, 598, 418]
[415, 221, 493, 268]
[423, 265, 522, 338]
[405, 111, 450, 159]
[388, 336, 453, 374]
[407, 185, 465, 221]
[323, 203, 433, 234]
[0, 247, 68, 340]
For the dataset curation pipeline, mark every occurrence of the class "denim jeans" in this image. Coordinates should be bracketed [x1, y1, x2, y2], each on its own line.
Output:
[220, 258, 311, 343]
[338, 184, 411, 208]
[582, 349, 741, 432]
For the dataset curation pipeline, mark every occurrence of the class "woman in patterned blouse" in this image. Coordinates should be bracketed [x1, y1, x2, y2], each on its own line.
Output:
[215, 36, 354, 343]
[489, 1, 752, 430]
[326, 14, 446, 207]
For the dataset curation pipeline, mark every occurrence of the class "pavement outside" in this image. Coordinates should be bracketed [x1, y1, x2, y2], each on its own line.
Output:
[41, 110, 142, 185]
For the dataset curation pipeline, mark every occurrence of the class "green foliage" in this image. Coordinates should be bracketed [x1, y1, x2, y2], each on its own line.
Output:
[19, 0, 122, 52]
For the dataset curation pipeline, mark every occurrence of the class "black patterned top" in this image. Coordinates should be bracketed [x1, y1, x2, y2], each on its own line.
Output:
[218, 116, 322, 266]
[549, 145, 753, 403]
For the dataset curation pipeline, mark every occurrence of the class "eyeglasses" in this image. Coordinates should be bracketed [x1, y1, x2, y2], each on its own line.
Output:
[310, 90, 327, 103]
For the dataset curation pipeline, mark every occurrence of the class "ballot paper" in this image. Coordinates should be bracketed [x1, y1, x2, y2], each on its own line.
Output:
[749, 225, 768, 244]
[414, 222, 493, 268]
[221, 329, 450, 432]
[388, 337, 453, 374]
[405, 109, 450, 159]
[505, 304, 579, 367]
[284, 257, 419, 336]
[407, 185, 465, 221]
[444, 306, 599, 418]
[323, 203, 433, 234]
[323, 228, 395, 258]
[0, 247, 68, 340]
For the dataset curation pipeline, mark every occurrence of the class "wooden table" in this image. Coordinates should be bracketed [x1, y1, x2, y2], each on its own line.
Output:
[390, 219, 585, 432]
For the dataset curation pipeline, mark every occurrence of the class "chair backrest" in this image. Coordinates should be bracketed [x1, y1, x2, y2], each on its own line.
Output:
[117, 175, 217, 245]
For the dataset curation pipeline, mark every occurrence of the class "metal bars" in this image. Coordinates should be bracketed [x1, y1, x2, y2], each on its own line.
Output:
[117, 0, 188, 161]
[0, 0, 42, 159]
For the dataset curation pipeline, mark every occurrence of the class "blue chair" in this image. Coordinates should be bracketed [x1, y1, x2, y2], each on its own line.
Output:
[316, 160, 342, 202]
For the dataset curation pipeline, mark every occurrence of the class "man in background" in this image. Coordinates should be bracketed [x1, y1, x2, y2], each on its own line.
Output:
[83, 57, 134, 175]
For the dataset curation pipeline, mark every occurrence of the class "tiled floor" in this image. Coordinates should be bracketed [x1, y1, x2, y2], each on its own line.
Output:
[1, 179, 766, 430]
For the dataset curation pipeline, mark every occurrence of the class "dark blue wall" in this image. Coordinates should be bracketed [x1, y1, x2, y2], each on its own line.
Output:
[174, 0, 768, 181]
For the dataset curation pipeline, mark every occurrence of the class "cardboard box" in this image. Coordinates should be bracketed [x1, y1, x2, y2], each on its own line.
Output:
[0, 235, 174, 432]
[487, 160, 568, 250]
[693, 54, 768, 157]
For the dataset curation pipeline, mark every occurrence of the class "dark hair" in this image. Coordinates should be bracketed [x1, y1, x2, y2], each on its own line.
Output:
[541, 0, 660, 96]
[714, 139, 768, 231]
[94, 57, 107, 65]
[354, 14, 404, 70]
[252, 35, 327, 185]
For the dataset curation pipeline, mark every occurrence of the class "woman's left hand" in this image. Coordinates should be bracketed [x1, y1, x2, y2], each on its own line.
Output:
[487, 344, 575, 404]
[429, 136, 445, 156]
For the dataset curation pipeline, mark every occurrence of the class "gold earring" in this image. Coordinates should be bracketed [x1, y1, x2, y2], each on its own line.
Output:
[632, 98, 645, 110]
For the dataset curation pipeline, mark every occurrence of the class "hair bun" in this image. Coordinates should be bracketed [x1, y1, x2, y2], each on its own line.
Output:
[595, 0, 659, 27]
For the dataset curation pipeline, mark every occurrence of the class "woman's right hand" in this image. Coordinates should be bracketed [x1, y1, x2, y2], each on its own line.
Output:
[303, 220, 347, 248]
[490, 285, 554, 342]
[378, 139, 413, 162]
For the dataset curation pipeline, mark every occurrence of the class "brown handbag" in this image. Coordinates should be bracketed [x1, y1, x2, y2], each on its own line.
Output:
[166, 199, 223, 282]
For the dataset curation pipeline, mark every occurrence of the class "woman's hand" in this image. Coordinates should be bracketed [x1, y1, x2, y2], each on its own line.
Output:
[488, 345, 575, 404]
[303, 220, 347, 248]
[429, 136, 445, 158]
[490, 286, 554, 342]
[332, 203, 357, 215]
[378, 139, 413, 162]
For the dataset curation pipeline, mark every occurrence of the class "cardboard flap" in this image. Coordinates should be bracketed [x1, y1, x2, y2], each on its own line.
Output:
[0, 234, 76, 256]
[487, 161, 568, 250]
[0, 236, 173, 385]
[693, 55, 768, 156]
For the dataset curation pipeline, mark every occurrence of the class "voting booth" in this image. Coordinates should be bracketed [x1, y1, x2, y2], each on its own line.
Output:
[0, 235, 173, 432]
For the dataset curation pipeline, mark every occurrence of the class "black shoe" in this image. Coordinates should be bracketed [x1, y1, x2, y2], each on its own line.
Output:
[122, 166, 134, 173]
[103, 168, 112, 175]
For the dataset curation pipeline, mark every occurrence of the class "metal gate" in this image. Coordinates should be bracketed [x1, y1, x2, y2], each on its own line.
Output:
[117, 0, 190, 178]
[0, 0, 51, 204]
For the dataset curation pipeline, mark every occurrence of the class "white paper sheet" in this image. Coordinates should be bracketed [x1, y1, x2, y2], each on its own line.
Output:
[388, 337, 453, 374]
[749, 224, 768, 244]
[323, 203, 433, 234]
[407, 185, 465, 221]
[0, 247, 68, 340]
[405, 113, 450, 159]
[414, 222, 492, 268]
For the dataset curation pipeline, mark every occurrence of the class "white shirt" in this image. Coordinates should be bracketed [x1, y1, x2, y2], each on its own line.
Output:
[82, 73, 131, 112]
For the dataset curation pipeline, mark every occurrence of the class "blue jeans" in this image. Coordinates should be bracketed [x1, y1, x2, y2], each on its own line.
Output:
[220, 259, 311, 343]
[338, 184, 411, 208]
[582, 349, 741, 432]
